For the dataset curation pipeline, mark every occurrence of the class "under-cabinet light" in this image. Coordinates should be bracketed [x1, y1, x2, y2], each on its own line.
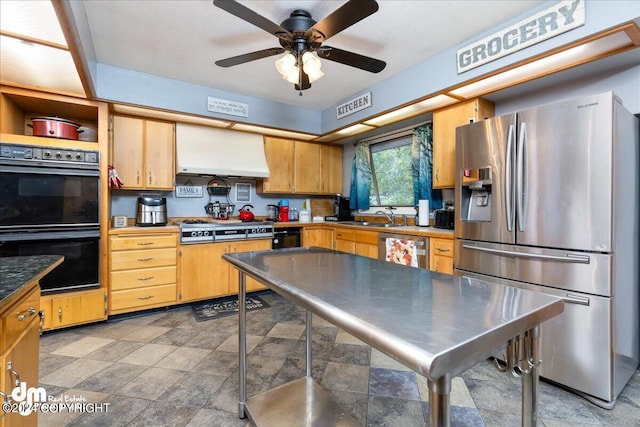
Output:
[112, 104, 231, 128]
[230, 123, 317, 140]
[364, 95, 458, 127]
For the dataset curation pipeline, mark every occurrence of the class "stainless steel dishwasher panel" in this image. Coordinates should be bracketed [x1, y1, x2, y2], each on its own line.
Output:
[378, 233, 429, 269]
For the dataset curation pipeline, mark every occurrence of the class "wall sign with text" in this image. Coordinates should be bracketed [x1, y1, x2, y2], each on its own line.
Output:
[457, 0, 585, 74]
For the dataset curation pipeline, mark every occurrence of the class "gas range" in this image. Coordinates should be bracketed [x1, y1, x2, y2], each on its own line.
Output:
[179, 220, 274, 244]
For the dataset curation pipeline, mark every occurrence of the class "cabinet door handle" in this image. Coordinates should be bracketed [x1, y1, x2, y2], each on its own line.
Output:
[137, 295, 154, 300]
[39, 310, 45, 335]
[58, 306, 63, 322]
[136, 171, 141, 184]
[436, 248, 451, 253]
[138, 276, 154, 281]
[148, 172, 152, 185]
[17, 307, 37, 321]
[137, 242, 154, 246]
[7, 361, 20, 387]
[137, 257, 154, 262]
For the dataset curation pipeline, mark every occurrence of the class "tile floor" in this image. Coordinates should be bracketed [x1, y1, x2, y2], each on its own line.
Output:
[37, 291, 640, 426]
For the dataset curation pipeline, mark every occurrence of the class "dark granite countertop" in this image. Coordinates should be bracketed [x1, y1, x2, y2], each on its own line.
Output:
[0, 255, 64, 310]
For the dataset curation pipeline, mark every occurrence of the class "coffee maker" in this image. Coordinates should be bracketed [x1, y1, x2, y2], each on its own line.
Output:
[325, 194, 354, 222]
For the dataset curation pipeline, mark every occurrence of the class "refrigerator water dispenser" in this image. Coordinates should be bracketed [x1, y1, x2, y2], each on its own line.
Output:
[460, 167, 492, 222]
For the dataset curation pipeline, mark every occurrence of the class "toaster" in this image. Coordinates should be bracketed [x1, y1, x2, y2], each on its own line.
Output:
[434, 209, 454, 229]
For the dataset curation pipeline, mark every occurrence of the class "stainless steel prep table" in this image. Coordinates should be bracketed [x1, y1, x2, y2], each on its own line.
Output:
[223, 247, 564, 427]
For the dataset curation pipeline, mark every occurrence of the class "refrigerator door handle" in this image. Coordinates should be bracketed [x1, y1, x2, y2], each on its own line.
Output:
[505, 124, 515, 232]
[516, 122, 528, 232]
[462, 243, 591, 263]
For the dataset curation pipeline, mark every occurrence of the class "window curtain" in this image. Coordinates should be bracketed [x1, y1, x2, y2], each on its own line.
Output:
[349, 141, 372, 210]
[412, 123, 443, 210]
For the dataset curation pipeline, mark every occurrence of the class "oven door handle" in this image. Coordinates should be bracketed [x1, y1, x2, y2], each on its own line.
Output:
[0, 229, 100, 242]
[0, 164, 99, 177]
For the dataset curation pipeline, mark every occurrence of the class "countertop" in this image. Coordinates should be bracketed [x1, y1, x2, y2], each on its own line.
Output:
[0, 255, 64, 310]
[108, 219, 455, 239]
[223, 247, 563, 379]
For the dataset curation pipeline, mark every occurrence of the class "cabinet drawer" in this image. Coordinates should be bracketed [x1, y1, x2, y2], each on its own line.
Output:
[1, 286, 40, 352]
[110, 284, 177, 311]
[110, 248, 176, 271]
[431, 238, 454, 258]
[110, 234, 177, 251]
[335, 239, 355, 253]
[355, 230, 378, 245]
[111, 266, 176, 291]
[335, 229, 355, 241]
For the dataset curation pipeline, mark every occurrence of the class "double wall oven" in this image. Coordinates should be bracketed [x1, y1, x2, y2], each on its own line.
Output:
[0, 143, 100, 294]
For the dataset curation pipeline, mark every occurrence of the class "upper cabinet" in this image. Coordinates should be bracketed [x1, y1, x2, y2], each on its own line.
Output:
[432, 98, 494, 189]
[258, 136, 343, 195]
[111, 115, 175, 190]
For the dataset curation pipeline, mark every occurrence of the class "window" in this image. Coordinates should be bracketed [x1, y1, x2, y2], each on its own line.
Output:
[368, 133, 413, 207]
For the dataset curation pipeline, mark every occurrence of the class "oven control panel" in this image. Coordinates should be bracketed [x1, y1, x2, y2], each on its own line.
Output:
[0, 143, 99, 164]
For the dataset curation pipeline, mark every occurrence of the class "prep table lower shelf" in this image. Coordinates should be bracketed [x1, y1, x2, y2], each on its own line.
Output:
[244, 377, 360, 427]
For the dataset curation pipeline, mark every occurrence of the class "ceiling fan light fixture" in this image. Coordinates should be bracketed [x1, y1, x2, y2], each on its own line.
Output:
[275, 52, 296, 75]
[302, 51, 324, 83]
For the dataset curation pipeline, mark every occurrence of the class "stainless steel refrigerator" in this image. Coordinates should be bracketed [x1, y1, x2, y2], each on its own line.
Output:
[454, 92, 639, 408]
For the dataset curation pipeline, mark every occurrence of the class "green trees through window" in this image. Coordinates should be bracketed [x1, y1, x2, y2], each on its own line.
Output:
[369, 135, 413, 207]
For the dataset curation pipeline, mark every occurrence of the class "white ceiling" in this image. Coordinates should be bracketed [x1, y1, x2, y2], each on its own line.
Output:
[81, 0, 546, 111]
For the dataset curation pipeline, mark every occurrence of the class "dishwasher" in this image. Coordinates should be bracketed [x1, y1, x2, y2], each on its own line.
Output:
[378, 233, 429, 269]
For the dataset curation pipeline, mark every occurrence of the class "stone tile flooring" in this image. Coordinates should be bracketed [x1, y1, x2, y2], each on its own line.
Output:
[37, 291, 640, 426]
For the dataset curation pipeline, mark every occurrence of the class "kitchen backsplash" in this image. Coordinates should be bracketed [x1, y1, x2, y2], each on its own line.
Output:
[110, 176, 322, 219]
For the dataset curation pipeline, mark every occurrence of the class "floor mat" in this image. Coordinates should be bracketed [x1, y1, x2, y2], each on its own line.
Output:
[192, 295, 270, 322]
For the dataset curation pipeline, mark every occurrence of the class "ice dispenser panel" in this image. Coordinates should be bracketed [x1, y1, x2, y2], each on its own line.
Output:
[460, 167, 492, 222]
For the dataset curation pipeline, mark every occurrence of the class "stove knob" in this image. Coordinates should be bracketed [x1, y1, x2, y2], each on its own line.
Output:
[75, 153, 83, 160]
[190, 231, 197, 237]
[65, 153, 73, 159]
[55, 152, 62, 159]
[197, 231, 203, 236]
[203, 231, 209, 236]
[44, 151, 52, 158]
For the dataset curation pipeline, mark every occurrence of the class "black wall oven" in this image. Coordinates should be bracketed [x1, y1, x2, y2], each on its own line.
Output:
[0, 143, 100, 294]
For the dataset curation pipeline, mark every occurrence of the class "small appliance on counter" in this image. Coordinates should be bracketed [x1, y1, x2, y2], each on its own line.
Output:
[434, 209, 454, 229]
[266, 204, 279, 222]
[279, 199, 290, 222]
[238, 204, 255, 222]
[136, 196, 167, 226]
[325, 194, 354, 222]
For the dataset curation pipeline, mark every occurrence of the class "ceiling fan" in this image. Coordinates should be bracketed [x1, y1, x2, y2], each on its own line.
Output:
[213, 0, 386, 94]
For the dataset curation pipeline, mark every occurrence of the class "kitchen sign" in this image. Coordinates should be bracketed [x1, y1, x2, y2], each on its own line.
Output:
[457, 0, 585, 74]
[207, 96, 249, 118]
[336, 92, 371, 120]
[175, 185, 203, 198]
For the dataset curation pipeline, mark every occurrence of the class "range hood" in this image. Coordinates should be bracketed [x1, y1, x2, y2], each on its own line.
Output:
[176, 123, 270, 178]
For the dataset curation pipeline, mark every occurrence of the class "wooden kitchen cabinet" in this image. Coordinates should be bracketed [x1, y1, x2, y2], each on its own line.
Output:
[178, 243, 229, 302]
[294, 140, 321, 193]
[303, 226, 334, 249]
[432, 98, 494, 188]
[109, 231, 178, 314]
[229, 240, 273, 293]
[429, 237, 454, 275]
[334, 227, 379, 259]
[320, 144, 343, 195]
[179, 239, 272, 302]
[1, 283, 40, 427]
[41, 289, 106, 330]
[258, 137, 342, 195]
[260, 136, 295, 193]
[111, 115, 175, 190]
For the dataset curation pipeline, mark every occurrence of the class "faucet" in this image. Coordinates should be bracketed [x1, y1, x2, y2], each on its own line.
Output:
[375, 207, 396, 224]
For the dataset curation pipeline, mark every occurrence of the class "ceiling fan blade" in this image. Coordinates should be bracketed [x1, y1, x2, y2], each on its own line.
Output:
[307, 0, 379, 42]
[215, 47, 285, 67]
[319, 46, 386, 73]
[213, 0, 292, 39]
[295, 70, 311, 91]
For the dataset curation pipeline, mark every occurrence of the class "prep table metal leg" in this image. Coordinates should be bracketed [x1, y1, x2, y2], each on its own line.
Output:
[306, 310, 313, 377]
[238, 271, 247, 419]
[428, 375, 451, 427]
[522, 326, 540, 427]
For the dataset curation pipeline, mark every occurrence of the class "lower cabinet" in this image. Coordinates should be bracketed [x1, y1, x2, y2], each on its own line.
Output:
[429, 237, 454, 274]
[41, 289, 106, 330]
[178, 239, 272, 303]
[334, 228, 378, 259]
[1, 284, 40, 427]
[303, 226, 334, 249]
[108, 231, 178, 315]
